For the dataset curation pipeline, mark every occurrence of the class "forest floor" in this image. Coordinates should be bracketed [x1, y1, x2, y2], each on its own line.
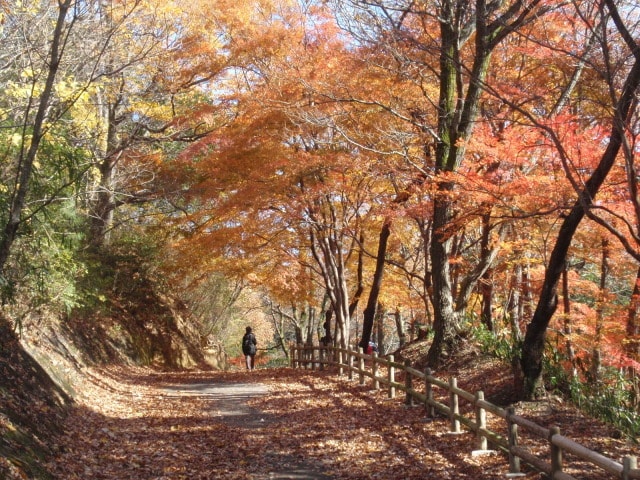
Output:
[44, 346, 637, 479]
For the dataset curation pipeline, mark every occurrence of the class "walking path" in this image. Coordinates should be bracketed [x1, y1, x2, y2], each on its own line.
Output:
[46, 366, 529, 479]
[162, 381, 332, 479]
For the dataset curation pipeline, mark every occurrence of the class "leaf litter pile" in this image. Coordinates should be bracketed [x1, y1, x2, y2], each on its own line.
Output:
[46, 365, 634, 479]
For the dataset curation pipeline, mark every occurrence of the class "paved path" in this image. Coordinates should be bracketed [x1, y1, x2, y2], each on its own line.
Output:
[163, 381, 332, 480]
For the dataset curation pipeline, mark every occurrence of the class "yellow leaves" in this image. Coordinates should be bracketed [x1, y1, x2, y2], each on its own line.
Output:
[87, 166, 102, 184]
[20, 67, 35, 79]
[128, 99, 174, 123]
[53, 77, 83, 104]
[5, 78, 41, 101]
[11, 1, 40, 15]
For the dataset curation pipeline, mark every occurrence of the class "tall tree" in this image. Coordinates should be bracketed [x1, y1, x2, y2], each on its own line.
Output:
[159, 0, 377, 350]
[0, 0, 74, 275]
[334, 0, 549, 365]
[520, 0, 640, 398]
[82, 0, 223, 248]
[425, 0, 549, 365]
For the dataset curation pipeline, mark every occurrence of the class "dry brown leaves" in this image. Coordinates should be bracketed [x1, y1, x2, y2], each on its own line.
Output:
[46, 365, 631, 479]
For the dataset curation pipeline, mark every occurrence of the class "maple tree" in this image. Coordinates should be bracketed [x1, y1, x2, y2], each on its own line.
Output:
[323, 0, 556, 369]
[512, 1, 640, 398]
[5, 0, 640, 421]
[159, 0, 399, 353]
[92, 0, 640, 401]
[6, 3, 640, 479]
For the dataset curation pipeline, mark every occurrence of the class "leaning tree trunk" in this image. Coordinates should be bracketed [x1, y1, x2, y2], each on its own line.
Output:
[359, 220, 391, 350]
[521, 51, 640, 398]
[348, 230, 365, 319]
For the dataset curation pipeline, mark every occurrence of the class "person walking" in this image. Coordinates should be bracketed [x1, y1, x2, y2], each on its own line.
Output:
[242, 326, 257, 370]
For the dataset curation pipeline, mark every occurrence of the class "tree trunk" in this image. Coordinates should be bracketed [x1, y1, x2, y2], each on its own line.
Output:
[416, 218, 434, 327]
[89, 99, 120, 249]
[626, 266, 640, 360]
[479, 214, 494, 332]
[321, 308, 333, 346]
[375, 302, 385, 352]
[507, 255, 523, 341]
[521, 50, 640, 398]
[348, 230, 365, 319]
[309, 224, 352, 349]
[591, 238, 610, 382]
[359, 220, 391, 350]
[427, 0, 511, 366]
[480, 275, 494, 332]
[0, 1, 72, 272]
[561, 262, 576, 373]
[394, 307, 406, 347]
[427, 199, 458, 366]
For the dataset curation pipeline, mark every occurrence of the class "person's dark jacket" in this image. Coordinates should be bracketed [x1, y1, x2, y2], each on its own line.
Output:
[242, 332, 257, 355]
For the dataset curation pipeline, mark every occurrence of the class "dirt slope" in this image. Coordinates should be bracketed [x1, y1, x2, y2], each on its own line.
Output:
[0, 322, 70, 480]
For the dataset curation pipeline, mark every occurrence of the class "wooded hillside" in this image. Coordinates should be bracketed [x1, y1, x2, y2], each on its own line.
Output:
[2, 0, 640, 476]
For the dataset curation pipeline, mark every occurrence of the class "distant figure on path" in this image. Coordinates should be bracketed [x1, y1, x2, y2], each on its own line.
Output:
[242, 326, 257, 370]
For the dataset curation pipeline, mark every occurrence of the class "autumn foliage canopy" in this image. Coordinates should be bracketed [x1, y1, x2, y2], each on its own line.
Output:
[3, 0, 640, 402]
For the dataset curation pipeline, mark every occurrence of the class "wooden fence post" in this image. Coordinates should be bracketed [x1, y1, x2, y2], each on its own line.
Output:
[623, 456, 638, 480]
[388, 354, 395, 399]
[506, 406, 521, 474]
[550, 426, 562, 477]
[449, 377, 460, 433]
[338, 348, 344, 376]
[425, 368, 435, 418]
[348, 348, 354, 380]
[405, 360, 414, 406]
[359, 347, 365, 385]
[372, 352, 379, 390]
[475, 391, 488, 451]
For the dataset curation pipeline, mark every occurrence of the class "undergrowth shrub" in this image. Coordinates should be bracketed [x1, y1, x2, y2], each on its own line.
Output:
[472, 324, 517, 361]
[472, 325, 640, 441]
[544, 350, 640, 441]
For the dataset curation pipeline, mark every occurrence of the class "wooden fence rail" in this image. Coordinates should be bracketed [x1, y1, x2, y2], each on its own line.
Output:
[290, 343, 640, 480]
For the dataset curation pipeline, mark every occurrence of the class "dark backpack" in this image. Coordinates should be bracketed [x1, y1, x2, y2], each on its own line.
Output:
[242, 333, 255, 354]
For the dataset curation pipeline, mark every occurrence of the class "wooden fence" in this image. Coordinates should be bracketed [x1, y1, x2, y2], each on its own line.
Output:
[290, 343, 640, 480]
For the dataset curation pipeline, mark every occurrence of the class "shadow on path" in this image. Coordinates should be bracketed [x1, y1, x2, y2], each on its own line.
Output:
[163, 381, 333, 479]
